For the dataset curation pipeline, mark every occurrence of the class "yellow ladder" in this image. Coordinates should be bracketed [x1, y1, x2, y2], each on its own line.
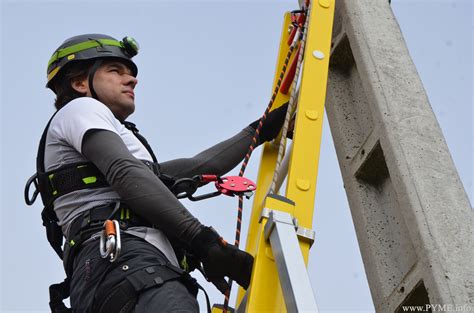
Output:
[213, 0, 335, 311]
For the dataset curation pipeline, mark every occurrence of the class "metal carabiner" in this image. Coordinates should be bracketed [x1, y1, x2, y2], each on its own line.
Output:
[172, 177, 201, 199]
[99, 220, 121, 262]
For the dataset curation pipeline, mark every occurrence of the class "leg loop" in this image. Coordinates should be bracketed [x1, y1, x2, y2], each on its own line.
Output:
[93, 264, 207, 313]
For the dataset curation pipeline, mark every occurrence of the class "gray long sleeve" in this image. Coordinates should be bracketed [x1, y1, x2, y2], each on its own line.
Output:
[81, 129, 203, 243]
[160, 126, 256, 179]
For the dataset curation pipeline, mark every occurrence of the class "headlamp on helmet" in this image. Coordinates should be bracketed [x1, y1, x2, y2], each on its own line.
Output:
[122, 36, 140, 57]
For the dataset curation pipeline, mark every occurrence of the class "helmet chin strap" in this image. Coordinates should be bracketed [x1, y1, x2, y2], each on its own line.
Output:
[88, 59, 103, 101]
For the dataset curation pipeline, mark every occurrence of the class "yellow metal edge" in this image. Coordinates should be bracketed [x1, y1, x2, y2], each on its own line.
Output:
[245, 196, 296, 312]
[285, 0, 335, 232]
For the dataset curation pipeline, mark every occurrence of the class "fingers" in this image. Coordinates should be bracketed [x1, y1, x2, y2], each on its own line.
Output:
[209, 277, 231, 294]
[233, 250, 254, 289]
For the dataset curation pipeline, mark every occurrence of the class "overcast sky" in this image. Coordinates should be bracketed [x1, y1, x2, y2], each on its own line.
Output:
[1, 0, 472, 312]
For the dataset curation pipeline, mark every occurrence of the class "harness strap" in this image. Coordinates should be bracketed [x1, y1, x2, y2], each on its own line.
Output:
[122, 121, 158, 163]
[36, 113, 58, 207]
[49, 278, 72, 313]
[68, 203, 152, 241]
[43, 162, 109, 202]
[63, 203, 153, 276]
[41, 204, 64, 259]
[94, 264, 211, 313]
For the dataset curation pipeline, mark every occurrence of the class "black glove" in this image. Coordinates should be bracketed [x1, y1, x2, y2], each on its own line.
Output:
[169, 238, 201, 273]
[190, 227, 254, 294]
[249, 102, 289, 143]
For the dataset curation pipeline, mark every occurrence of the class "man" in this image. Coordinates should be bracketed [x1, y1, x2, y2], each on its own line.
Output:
[30, 34, 288, 312]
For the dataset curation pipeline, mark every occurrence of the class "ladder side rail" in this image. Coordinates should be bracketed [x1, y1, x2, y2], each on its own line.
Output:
[239, 0, 336, 310]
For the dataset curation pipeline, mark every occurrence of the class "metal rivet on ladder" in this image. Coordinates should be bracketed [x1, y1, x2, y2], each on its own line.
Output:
[319, 0, 330, 8]
[296, 179, 310, 191]
[305, 110, 319, 120]
[312, 50, 325, 60]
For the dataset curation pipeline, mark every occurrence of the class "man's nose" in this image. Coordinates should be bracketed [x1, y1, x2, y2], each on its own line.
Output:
[125, 75, 138, 88]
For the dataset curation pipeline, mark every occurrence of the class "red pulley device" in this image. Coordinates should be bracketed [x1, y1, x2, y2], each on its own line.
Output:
[215, 176, 256, 196]
[173, 174, 256, 201]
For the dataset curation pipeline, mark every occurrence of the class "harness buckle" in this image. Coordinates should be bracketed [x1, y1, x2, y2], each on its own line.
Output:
[100, 220, 121, 262]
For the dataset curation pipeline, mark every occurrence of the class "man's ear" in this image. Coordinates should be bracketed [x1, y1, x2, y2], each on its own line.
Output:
[71, 77, 89, 94]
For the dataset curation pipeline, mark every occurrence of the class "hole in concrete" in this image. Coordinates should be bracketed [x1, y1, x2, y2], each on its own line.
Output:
[329, 34, 355, 73]
[395, 281, 431, 313]
[355, 141, 389, 186]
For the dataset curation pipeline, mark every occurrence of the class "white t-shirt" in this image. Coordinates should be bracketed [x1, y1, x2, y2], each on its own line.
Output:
[45, 97, 178, 265]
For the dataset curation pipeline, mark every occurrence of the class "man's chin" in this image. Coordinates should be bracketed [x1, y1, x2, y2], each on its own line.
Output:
[115, 104, 135, 121]
[126, 104, 135, 116]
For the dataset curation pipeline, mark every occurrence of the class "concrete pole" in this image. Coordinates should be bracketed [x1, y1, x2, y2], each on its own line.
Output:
[326, 0, 473, 311]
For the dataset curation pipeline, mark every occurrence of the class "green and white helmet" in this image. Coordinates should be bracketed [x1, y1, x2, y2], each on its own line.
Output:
[46, 34, 139, 93]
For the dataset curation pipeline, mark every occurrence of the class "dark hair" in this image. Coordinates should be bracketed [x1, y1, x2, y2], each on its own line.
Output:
[52, 60, 95, 110]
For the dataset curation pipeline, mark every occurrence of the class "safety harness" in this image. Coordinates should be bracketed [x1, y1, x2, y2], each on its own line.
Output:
[24, 114, 242, 313]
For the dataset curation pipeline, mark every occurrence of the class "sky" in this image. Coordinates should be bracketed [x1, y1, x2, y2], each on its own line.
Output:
[1, 0, 472, 312]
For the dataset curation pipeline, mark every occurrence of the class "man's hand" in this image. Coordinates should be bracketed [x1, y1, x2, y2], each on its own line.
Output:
[249, 102, 292, 143]
[190, 227, 254, 294]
